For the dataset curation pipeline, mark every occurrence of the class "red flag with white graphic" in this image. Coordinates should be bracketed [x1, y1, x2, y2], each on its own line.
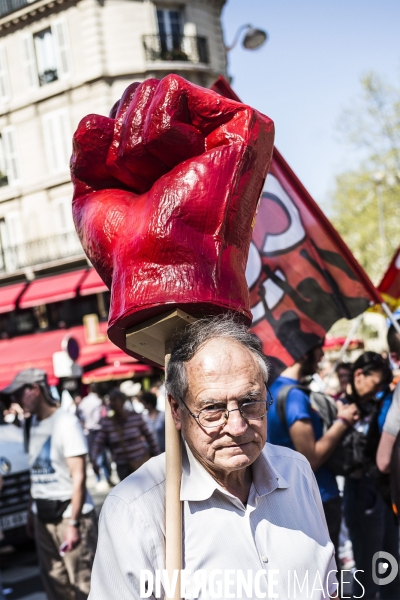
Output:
[378, 246, 400, 310]
[211, 77, 382, 374]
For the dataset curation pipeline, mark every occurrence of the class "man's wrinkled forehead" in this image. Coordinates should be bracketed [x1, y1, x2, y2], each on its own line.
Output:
[185, 338, 263, 393]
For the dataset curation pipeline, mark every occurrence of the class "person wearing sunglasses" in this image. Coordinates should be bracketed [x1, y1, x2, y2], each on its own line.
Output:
[89, 315, 337, 600]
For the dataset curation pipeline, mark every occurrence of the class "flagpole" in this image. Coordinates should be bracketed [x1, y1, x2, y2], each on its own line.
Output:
[381, 302, 400, 336]
[322, 313, 364, 390]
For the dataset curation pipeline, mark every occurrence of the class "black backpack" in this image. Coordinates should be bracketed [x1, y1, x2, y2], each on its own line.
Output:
[276, 384, 379, 477]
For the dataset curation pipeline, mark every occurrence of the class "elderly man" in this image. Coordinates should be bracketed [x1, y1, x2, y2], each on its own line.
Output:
[90, 316, 337, 599]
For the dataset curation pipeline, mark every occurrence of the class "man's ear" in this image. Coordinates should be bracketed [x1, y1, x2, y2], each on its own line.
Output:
[168, 394, 182, 431]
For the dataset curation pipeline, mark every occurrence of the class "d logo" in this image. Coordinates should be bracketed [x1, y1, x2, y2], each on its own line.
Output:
[372, 551, 399, 586]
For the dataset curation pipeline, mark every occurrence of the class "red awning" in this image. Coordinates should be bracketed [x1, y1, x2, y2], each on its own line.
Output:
[0, 322, 144, 389]
[79, 269, 108, 296]
[0, 282, 27, 314]
[82, 363, 152, 384]
[19, 270, 87, 309]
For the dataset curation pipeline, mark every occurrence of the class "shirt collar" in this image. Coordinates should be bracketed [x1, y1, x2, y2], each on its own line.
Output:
[180, 440, 289, 503]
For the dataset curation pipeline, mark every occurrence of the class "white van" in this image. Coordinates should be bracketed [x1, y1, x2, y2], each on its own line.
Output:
[0, 423, 30, 545]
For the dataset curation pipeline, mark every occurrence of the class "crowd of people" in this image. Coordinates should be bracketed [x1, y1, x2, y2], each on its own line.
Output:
[0, 377, 163, 599]
[0, 319, 400, 599]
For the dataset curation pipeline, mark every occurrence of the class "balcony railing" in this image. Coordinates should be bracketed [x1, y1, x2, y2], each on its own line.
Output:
[142, 34, 209, 65]
[0, 230, 84, 273]
[0, 0, 32, 18]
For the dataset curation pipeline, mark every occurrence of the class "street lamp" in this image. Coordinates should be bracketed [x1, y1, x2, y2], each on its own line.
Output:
[225, 24, 268, 52]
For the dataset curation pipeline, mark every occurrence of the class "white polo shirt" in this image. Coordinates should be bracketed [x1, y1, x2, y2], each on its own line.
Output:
[89, 442, 337, 599]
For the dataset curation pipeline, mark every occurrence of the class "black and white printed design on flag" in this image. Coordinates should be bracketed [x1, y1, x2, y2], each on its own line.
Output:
[259, 174, 306, 256]
[246, 174, 307, 321]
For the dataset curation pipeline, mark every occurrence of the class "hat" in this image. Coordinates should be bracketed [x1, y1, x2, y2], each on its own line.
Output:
[1, 369, 50, 396]
[120, 380, 141, 397]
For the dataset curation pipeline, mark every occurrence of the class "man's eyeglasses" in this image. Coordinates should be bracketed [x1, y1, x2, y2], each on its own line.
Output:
[180, 386, 274, 429]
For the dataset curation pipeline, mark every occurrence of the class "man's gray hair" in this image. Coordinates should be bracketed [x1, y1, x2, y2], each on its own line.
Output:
[166, 314, 269, 405]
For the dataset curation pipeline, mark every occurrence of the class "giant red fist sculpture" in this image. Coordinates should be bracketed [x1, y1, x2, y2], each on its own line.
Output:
[71, 75, 274, 356]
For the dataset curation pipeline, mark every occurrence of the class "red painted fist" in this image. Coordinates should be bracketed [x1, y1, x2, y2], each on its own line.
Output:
[71, 75, 274, 355]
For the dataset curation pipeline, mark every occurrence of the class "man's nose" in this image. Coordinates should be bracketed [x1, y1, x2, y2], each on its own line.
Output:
[224, 409, 248, 435]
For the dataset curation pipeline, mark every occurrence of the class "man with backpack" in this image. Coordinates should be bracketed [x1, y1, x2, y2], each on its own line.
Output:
[268, 341, 359, 566]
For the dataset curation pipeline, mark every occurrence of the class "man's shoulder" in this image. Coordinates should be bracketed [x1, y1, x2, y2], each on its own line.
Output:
[33, 408, 80, 430]
[383, 381, 400, 436]
[107, 453, 166, 506]
[52, 408, 82, 427]
[263, 442, 312, 478]
[393, 381, 400, 405]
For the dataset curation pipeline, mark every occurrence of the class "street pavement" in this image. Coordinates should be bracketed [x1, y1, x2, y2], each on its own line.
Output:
[0, 468, 111, 600]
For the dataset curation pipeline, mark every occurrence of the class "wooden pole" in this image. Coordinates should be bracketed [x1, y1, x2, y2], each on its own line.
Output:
[165, 352, 182, 599]
[126, 309, 196, 600]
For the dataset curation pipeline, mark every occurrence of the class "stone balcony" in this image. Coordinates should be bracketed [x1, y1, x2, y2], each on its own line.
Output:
[0, 230, 85, 274]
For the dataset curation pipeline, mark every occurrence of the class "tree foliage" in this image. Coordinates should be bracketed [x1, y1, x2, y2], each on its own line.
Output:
[331, 72, 400, 284]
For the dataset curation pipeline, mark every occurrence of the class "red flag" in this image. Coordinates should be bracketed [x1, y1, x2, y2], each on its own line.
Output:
[378, 246, 400, 310]
[211, 77, 382, 373]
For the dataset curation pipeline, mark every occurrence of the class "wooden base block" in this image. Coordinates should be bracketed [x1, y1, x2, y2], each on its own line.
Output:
[125, 309, 197, 366]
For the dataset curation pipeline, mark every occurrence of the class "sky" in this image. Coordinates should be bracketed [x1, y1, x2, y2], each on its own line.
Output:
[221, 0, 400, 208]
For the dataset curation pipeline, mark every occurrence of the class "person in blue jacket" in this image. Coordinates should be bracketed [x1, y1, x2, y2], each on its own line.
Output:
[268, 341, 359, 567]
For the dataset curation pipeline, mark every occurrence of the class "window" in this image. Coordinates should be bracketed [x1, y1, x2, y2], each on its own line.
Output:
[22, 19, 72, 88]
[0, 127, 22, 185]
[0, 44, 10, 102]
[157, 8, 184, 57]
[34, 27, 58, 86]
[42, 109, 71, 173]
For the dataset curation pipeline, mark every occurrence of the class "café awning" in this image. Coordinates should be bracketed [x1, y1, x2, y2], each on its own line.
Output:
[79, 269, 108, 296]
[0, 322, 149, 389]
[82, 362, 152, 384]
[19, 270, 87, 309]
[0, 282, 27, 314]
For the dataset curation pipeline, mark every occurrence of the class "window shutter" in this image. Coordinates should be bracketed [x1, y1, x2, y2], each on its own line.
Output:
[42, 114, 57, 173]
[52, 19, 72, 78]
[0, 135, 7, 177]
[2, 126, 21, 184]
[56, 110, 70, 167]
[3, 210, 25, 270]
[54, 197, 74, 233]
[42, 110, 71, 173]
[5, 211, 23, 246]
[0, 45, 10, 101]
[21, 34, 38, 89]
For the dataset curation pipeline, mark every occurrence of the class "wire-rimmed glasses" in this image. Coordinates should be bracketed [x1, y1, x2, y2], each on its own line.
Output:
[181, 386, 274, 429]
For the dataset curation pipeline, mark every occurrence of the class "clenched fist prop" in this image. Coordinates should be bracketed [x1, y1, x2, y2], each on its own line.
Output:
[71, 75, 274, 355]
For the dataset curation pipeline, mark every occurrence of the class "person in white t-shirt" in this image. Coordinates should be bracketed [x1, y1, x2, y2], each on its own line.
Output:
[1, 369, 97, 600]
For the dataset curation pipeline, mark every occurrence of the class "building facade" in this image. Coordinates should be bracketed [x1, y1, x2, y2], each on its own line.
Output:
[0, 0, 227, 344]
